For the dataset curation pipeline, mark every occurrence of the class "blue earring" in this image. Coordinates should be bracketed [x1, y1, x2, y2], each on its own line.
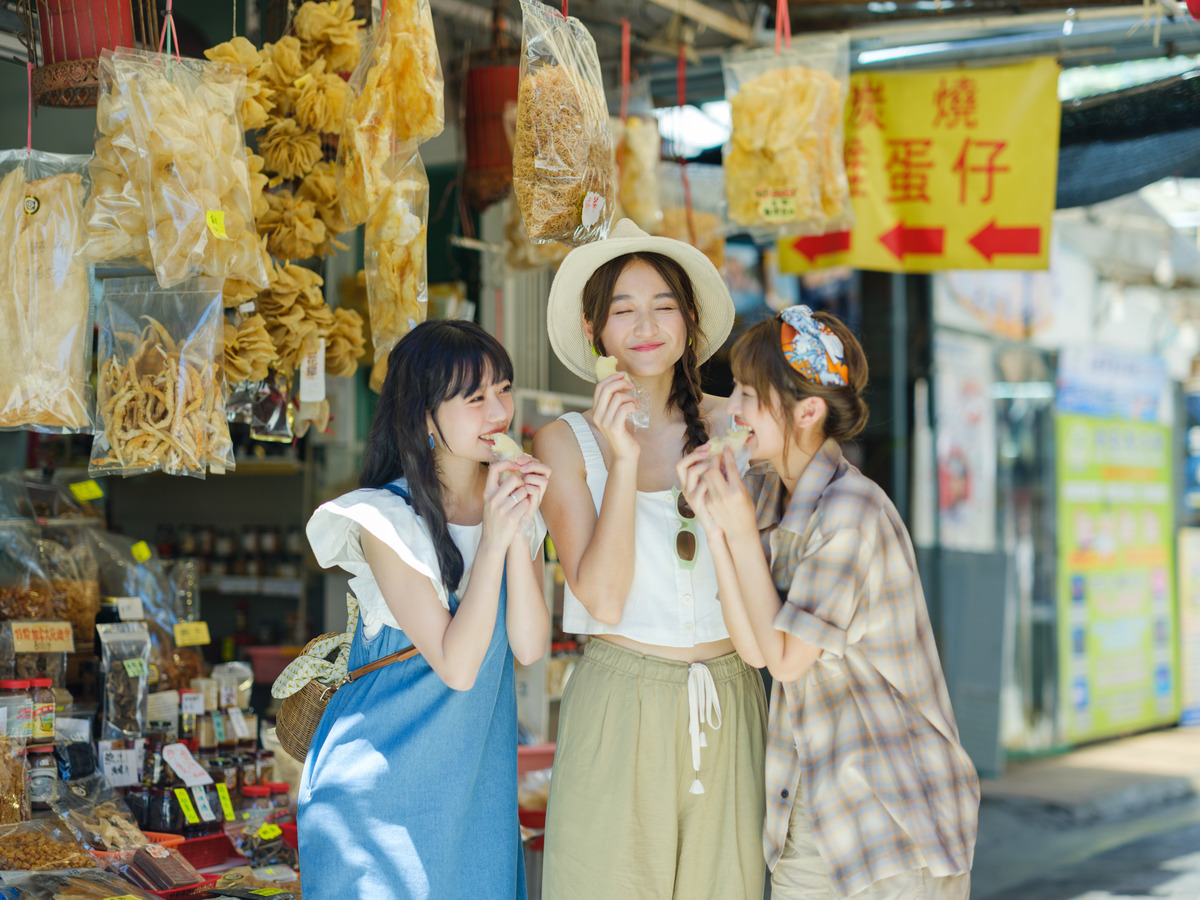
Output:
[429, 433, 435, 450]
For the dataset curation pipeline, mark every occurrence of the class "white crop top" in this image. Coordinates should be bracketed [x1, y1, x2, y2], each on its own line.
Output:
[558, 412, 728, 647]
[307, 479, 546, 639]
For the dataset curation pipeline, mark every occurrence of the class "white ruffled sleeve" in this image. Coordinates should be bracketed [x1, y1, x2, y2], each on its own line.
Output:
[307, 487, 452, 615]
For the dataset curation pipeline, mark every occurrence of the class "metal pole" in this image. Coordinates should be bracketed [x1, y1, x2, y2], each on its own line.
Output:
[891, 272, 909, 522]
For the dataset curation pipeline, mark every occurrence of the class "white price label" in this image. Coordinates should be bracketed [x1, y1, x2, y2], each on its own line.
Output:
[99, 747, 139, 788]
[181, 691, 205, 716]
[219, 684, 238, 708]
[299, 342, 327, 403]
[116, 596, 144, 620]
[226, 706, 250, 739]
[192, 785, 218, 822]
[162, 742, 213, 787]
[581, 191, 606, 228]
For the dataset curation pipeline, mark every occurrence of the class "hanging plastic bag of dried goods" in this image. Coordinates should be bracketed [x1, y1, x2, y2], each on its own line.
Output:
[501, 101, 569, 269]
[0, 522, 54, 622]
[97, 621, 151, 740]
[513, 0, 614, 246]
[659, 161, 728, 273]
[338, 0, 444, 226]
[89, 276, 234, 479]
[112, 48, 269, 291]
[721, 32, 852, 235]
[364, 144, 429, 392]
[616, 81, 662, 235]
[0, 150, 95, 434]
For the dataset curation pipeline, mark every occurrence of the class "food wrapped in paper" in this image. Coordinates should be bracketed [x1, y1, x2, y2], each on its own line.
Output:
[721, 38, 852, 235]
[512, 0, 614, 245]
[82, 52, 153, 268]
[89, 276, 234, 479]
[338, 0, 444, 226]
[0, 150, 95, 433]
[364, 146, 428, 391]
[113, 48, 269, 290]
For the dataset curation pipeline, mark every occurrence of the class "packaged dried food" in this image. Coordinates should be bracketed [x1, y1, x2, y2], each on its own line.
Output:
[0, 736, 29, 824]
[337, 0, 443, 226]
[0, 523, 53, 623]
[0, 618, 70, 684]
[721, 37, 852, 235]
[227, 814, 296, 867]
[97, 622, 150, 740]
[49, 773, 147, 852]
[130, 843, 202, 889]
[2, 870, 157, 899]
[512, 0, 614, 246]
[659, 162, 727, 272]
[364, 145, 428, 391]
[0, 818, 95, 870]
[112, 48, 268, 291]
[615, 83, 662, 234]
[0, 149, 95, 434]
[82, 52, 154, 269]
[204, 35, 276, 131]
[89, 276, 233, 479]
[294, 0, 363, 74]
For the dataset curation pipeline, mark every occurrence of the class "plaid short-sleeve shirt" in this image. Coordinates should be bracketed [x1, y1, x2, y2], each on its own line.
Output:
[747, 439, 979, 899]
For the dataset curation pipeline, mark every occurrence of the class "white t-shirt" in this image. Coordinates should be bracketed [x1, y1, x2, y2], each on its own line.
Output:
[307, 480, 546, 639]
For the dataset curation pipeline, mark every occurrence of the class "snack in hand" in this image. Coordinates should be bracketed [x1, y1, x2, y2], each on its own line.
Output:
[708, 425, 751, 455]
[489, 432, 522, 461]
[594, 355, 619, 381]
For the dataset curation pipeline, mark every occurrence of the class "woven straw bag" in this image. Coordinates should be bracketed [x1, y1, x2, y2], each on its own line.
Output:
[272, 595, 418, 762]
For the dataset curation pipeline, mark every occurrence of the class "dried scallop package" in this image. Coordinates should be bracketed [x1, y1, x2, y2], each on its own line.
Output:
[721, 37, 852, 235]
[82, 52, 154, 268]
[338, 0, 444, 226]
[0, 150, 95, 433]
[364, 145, 428, 392]
[513, 0, 614, 246]
[113, 49, 268, 290]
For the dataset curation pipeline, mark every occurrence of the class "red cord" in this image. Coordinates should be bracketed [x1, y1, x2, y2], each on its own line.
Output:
[620, 19, 630, 121]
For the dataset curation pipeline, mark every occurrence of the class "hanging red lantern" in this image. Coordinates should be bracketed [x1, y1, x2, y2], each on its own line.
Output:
[1187, 0, 1200, 20]
[461, 4, 520, 211]
[18, 0, 157, 108]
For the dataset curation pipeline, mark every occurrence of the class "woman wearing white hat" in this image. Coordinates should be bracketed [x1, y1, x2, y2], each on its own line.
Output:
[534, 219, 767, 899]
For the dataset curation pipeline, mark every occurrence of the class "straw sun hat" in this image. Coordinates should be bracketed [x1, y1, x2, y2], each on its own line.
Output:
[546, 218, 735, 382]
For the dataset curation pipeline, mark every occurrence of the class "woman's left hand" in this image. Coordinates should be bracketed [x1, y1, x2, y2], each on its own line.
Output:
[514, 455, 551, 516]
[684, 447, 758, 541]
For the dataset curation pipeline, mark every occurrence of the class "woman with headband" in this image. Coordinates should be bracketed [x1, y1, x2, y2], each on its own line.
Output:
[677, 306, 979, 900]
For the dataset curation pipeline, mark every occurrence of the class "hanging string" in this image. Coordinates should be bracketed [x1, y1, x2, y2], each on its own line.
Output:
[158, 0, 181, 60]
[26, 62, 34, 153]
[677, 42, 696, 248]
[232, 0, 237, 37]
[561, 0, 567, 19]
[620, 19, 630, 121]
[775, 0, 791, 53]
[380, 0, 386, 22]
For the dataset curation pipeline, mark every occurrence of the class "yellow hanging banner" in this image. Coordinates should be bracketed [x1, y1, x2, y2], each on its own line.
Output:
[778, 58, 1060, 274]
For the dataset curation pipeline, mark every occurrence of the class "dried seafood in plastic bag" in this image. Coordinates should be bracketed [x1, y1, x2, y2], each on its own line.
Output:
[325, 307, 366, 377]
[298, 160, 352, 255]
[295, 0, 364, 75]
[225, 314, 278, 384]
[258, 189, 327, 262]
[204, 35, 276, 131]
[512, 0, 613, 246]
[618, 114, 662, 234]
[0, 150, 95, 432]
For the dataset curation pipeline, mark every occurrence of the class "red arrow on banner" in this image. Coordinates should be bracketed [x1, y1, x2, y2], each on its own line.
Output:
[968, 220, 1042, 262]
[879, 222, 945, 261]
[792, 231, 852, 263]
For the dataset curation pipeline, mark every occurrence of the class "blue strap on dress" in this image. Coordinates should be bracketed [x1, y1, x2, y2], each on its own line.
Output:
[298, 482, 526, 900]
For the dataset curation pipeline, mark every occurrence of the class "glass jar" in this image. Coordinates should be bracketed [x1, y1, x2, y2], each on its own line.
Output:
[237, 708, 259, 753]
[143, 739, 167, 787]
[256, 750, 275, 785]
[196, 712, 217, 758]
[123, 785, 151, 830]
[234, 754, 257, 793]
[146, 786, 181, 833]
[27, 679, 54, 744]
[148, 719, 177, 745]
[207, 756, 238, 799]
[267, 781, 291, 810]
[190, 677, 218, 711]
[0, 680, 33, 741]
[239, 784, 272, 815]
[27, 744, 57, 810]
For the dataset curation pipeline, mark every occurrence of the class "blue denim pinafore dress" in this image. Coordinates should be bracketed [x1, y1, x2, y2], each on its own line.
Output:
[298, 485, 525, 900]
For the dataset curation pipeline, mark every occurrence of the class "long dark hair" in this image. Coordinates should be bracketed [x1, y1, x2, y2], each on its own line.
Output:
[360, 320, 515, 594]
[581, 252, 709, 453]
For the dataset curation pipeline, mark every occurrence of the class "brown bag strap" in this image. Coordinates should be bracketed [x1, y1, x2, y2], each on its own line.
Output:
[345, 645, 420, 683]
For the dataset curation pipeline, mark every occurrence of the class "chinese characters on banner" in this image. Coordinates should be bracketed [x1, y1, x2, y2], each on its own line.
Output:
[778, 58, 1060, 273]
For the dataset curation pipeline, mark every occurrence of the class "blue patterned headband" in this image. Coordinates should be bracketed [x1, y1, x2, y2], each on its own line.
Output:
[778, 306, 848, 387]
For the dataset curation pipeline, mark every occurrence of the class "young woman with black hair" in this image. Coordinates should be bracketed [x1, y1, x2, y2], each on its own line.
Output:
[297, 320, 551, 900]
[535, 219, 768, 899]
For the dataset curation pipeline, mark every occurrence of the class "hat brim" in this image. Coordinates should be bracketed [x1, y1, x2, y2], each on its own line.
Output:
[546, 219, 735, 383]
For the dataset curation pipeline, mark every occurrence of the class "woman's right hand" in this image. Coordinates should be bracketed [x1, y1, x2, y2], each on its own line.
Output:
[482, 460, 532, 550]
[593, 373, 641, 459]
[676, 447, 726, 541]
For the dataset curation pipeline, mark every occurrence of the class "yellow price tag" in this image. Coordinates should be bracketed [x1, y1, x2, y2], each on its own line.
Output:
[69, 480, 104, 502]
[174, 787, 200, 824]
[250, 890, 289, 896]
[174, 621, 211, 647]
[215, 782, 236, 821]
[757, 192, 798, 223]
[206, 209, 230, 240]
[122, 658, 147, 677]
[257, 823, 283, 840]
[131, 541, 152, 563]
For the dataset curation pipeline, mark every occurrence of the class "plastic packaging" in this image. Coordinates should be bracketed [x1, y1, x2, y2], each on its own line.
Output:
[0, 681, 32, 741]
[659, 162, 727, 273]
[0, 736, 29, 824]
[112, 48, 268, 290]
[96, 622, 150, 740]
[1, 870, 159, 898]
[0, 150, 95, 433]
[338, 0, 444, 226]
[0, 523, 53, 623]
[721, 37, 853, 235]
[513, 0, 614, 246]
[89, 276, 233, 479]
[616, 83, 662, 234]
[364, 145, 429, 392]
[49, 772, 148, 852]
[0, 818, 96, 869]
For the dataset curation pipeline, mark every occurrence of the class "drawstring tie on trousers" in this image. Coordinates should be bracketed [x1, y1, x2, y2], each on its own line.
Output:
[686, 662, 722, 795]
